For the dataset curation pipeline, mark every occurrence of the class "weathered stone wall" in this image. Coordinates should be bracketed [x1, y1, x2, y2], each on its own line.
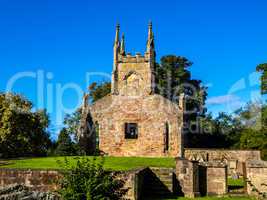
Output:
[185, 149, 261, 162]
[200, 162, 228, 196]
[175, 158, 228, 197]
[175, 158, 200, 198]
[0, 168, 145, 200]
[185, 148, 261, 175]
[116, 55, 154, 96]
[246, 160, 267, 198]
[0, 169, 61, 192]
[0, 184, 60, 200]
[116, 168, 146, 200]
[90, 94, 183, 157]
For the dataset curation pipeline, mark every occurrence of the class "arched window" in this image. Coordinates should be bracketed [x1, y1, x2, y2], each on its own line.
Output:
[123, 71, 143, 96]
[164, 122, 169, 152]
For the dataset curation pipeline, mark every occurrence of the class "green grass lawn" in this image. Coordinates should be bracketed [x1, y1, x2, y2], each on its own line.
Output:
[0, 156, 175, 171]
[185, 198, 251, 200]
[148, 197, 253, 200]
[228, 178, 245, 187]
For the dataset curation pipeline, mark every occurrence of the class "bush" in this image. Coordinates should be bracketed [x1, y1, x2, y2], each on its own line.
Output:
[58, 157, 126, 200]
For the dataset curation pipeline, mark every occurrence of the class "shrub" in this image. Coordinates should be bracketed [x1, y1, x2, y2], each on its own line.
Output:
[58, 157, 126, 200]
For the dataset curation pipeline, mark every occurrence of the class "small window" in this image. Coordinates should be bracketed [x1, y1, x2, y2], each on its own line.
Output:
[125, 123, 138, 139]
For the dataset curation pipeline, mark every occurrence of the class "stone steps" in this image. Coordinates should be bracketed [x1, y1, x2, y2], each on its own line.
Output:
[142, 168, 174, 198]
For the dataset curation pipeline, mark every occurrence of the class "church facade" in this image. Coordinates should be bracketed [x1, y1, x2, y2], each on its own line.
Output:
[81, 23, 185, 157]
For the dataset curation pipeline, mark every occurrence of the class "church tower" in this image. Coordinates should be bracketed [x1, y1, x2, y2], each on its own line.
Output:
[111, 22, 156, 96]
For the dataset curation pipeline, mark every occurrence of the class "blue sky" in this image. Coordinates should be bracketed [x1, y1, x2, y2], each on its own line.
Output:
[1, 0, 267, 137]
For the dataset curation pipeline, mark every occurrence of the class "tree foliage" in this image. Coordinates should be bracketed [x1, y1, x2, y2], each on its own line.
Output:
[64, 109, 82, 141]
[237, 102, 267, 159]
[185, 112, 242, 148]
[58, 157, 125, 200]
[154, 55, 207, 138]
[0, 93, 51, 158]
[88, 82, 111, 103]
[256, 63, 267, 94]
[55, 128, 75, 156]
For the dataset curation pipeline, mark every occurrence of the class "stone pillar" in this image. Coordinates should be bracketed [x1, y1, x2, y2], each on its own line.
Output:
[175, 157, 200, 198]
[201, 162, 228, 196]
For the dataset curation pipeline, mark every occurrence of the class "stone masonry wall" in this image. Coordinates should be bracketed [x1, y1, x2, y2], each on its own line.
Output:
[246, 160, 267, 198]
[0, 168, 145, 200]
[0, 169, 61, 192]
[90, 94, 183, 157]
[200, 162, 228, 196]
[185, 148, 261, 175]
[185, 149, 261, 162]
[116, 168, 146, 200]
[175, 158, 200, 198]
[117, 60, 154, 96]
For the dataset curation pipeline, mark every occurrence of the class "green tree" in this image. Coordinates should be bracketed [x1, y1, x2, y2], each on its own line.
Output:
[64, 109, 82, 141]
[256, 63, 267, 94]
[255, 63, 267, 158]
[58, 157, 125, 200]
[155, 55, 207, 137]
[88, 82, 111, 103]
[230, 102, 267, 158]
[0, 93, 51, 158]
[55, 128, 74, 156]
[155, 55, 207, 107]
[155, 55, 192, 99]
[239, 128, 267, 150]
[239, 127, 267, 159]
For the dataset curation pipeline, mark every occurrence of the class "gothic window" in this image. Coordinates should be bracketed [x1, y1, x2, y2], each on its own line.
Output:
[164, 122, 169, 152]
[125, 123, 138, 139]
[123, 71, 143, 96]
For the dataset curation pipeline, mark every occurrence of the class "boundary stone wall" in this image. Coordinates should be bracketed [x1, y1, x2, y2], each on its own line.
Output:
[0, 168, 145, 200]
[0, 169, 60, 192]
[185, 148, 261, 176]
[246, 160, 267, 198]
[185, 149, 261, 162]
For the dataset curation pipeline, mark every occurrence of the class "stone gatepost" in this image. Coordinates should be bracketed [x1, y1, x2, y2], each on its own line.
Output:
[175, 157, 200, 198]
[200, 161, 228, 196]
